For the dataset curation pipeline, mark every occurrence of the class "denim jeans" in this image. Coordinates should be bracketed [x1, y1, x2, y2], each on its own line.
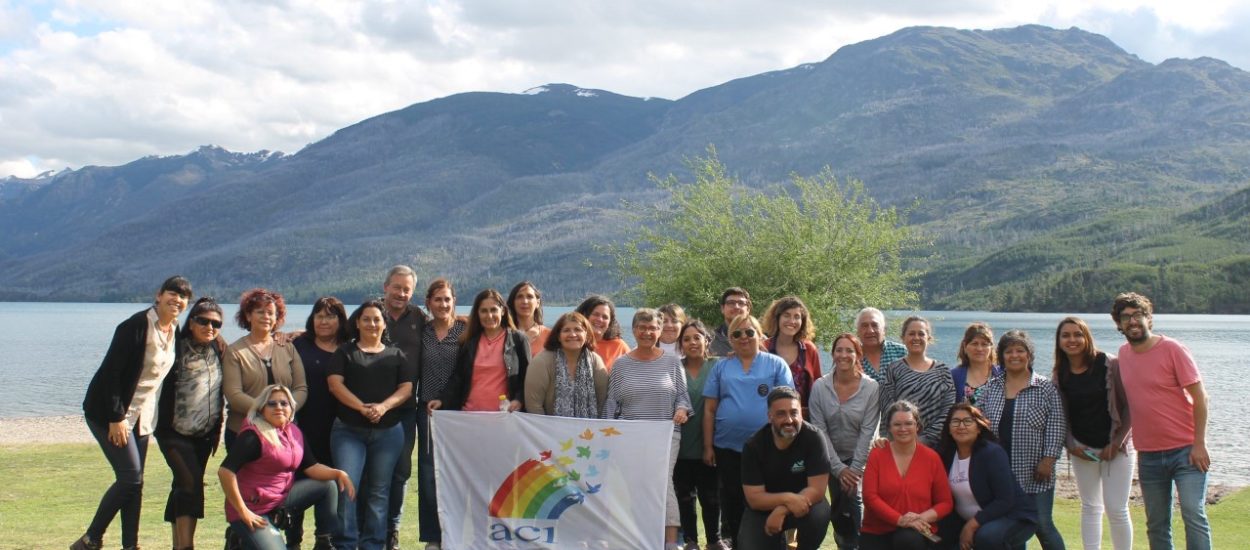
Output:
[1138, 446, 1212, 550]
[1032, 488, 1067, 550]
[332, 419, 404, 550]
[829, 462, 863, 550]
[229, 478, 340, 550]
[85, 418, 149, 548]
[938, 514, 1035, 550]
[416, 403, 441, 542]
[388, 407, 418, 532]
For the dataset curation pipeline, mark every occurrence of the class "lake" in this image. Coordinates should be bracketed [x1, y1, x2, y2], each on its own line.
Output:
[1, 302, 1245, 485]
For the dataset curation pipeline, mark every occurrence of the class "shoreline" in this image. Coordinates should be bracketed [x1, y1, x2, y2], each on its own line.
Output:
[1, 415, 1240, 503]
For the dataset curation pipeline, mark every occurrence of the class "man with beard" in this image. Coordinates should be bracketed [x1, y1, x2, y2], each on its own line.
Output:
[738, 386, 831, 550]
[1112, 292, 1211, 550]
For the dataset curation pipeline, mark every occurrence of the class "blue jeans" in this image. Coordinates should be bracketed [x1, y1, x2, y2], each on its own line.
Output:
[85, 418, 149, 548]
[1032, 488, 1066, 550]
[938, 515, 1034, 550]
[829, 463, 862, 550]
[388, 407, 418, 531]
[737, 499, 831, 550]
[1139, 446, 1212, 550]
[229, 478, 340, 550]
[416, 403, 441, 542]
[332, 420, 404, 550]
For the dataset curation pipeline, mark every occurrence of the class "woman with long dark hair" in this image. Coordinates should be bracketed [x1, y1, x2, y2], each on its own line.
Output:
[672, 319, 722, 550]
[75, 276, 192, 550]
[936, 402, 1037, 549]
[293, 296, 349, 466]
[155, 296, 226, 550]
[1052, 316, 1133, 549]
[430, 288, 531, 412]
[327, 299, 415, 550]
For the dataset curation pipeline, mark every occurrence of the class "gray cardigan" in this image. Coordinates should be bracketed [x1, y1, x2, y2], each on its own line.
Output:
[808, 373, 881, 476]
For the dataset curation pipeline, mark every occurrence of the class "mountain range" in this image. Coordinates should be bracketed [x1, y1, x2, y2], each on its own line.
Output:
[3, 24, 1249, 313]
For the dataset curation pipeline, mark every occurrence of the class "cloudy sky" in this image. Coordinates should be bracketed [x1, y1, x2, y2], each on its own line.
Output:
[1, 0, 1247, 178]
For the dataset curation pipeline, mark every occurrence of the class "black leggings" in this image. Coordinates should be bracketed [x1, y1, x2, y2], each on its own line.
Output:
[86, 418, 150, 548]
[156, 431, 214, 522]
[714, 447, 744, 544]
[674, 458, 720, 544]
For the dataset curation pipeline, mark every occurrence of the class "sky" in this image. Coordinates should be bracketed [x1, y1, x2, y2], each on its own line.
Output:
[2, 0, 1247, 178]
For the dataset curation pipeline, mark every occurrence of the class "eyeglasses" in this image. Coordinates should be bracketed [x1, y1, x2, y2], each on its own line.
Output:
[192, 316, 223, 329]
[731, 328, 757, 339]
[950, 418, 977, 427]
[1124, 312, 1150, 322]
[724, 299, 750, 308]
[265, 400, 291, 409]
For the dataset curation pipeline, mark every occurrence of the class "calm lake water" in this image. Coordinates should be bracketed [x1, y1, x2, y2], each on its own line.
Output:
[1, 303, 1245, 485]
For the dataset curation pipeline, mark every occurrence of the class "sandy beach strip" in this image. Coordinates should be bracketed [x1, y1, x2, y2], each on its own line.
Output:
[0, 414, 94, 445]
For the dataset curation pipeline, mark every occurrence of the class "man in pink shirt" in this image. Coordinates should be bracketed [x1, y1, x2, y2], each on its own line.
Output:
[1112, 292, 1211, 550]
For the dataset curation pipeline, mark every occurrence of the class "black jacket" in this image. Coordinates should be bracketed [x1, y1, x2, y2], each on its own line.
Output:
[940, 440, 1038, 526]
[438, 329, 530, 410]
[83, 308, 169, 424]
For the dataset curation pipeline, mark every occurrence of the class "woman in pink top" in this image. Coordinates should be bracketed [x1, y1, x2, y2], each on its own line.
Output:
[430, 289, 532, 412]
[218, 384, 354, 550]
[575, 294, 631, 371]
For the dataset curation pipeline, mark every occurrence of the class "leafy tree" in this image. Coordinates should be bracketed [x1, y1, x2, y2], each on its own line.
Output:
[612, 149, 922, 346]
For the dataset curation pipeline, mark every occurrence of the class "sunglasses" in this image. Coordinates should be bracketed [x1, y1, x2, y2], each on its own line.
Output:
[730, 328, 757, 339]
[192, 316, 223, 329]
[265, 400, 291, 409]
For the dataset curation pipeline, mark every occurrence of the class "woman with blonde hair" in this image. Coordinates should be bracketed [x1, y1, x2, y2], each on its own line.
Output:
[218, 384, 353, 550]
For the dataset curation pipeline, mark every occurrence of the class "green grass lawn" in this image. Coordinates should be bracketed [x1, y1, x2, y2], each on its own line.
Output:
[2, 444, 1243, 549]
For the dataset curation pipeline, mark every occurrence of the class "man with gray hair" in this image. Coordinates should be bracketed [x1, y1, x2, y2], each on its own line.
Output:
[380, 265, 426, 549]
[855, 307, 906, 383]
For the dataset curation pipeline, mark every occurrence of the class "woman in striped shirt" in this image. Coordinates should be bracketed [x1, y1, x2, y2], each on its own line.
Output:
[602, 308, 693, 550]
[879, 316, 955, 448]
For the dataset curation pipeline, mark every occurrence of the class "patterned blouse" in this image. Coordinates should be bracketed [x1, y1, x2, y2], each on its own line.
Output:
[420, 319, 466, 402]
[879, 358, 955, 448]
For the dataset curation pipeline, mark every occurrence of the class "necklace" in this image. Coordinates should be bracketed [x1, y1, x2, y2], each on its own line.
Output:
[248, 336, 273, 360]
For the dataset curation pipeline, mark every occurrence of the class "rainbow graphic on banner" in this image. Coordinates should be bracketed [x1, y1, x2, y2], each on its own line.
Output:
[488, 426, 618, 519]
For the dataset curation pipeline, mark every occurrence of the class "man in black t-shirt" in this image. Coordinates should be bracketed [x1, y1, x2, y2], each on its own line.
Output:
[739, 386, 831, 550]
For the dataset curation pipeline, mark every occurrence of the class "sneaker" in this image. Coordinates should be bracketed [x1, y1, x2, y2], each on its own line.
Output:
[69, 536, 102, 550]
[387, 530, 401, 550]
[424, 544, 442, 550]
[683, 543, 700, 550]
[709, 539, 733, 550]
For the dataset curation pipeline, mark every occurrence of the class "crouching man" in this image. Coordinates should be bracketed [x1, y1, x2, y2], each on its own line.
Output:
[739, 386, 832, 549]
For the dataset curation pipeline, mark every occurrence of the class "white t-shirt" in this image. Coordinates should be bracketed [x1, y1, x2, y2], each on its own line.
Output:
[948, 455, 981, 520]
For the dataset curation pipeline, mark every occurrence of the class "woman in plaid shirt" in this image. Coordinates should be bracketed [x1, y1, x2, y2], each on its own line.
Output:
[978, 330, 1066, 550]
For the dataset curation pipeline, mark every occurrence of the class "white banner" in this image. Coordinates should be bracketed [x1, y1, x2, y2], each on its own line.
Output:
[431, 411, 673, 549]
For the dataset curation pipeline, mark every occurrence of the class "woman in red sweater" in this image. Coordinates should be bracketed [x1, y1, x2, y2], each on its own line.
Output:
[862, 400, 953, 549]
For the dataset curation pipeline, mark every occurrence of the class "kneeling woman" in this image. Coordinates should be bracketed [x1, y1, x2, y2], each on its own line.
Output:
[328, 299, 415, 550]
[861, 400, 952, 550]
[218, 384, 354, 550]
[937, 402, 1037, 549]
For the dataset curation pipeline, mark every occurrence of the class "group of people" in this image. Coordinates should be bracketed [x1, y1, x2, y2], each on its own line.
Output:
[73, 271, 1213, 550]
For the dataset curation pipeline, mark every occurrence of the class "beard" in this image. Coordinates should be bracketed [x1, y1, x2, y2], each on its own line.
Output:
[772, 424, 799, 440]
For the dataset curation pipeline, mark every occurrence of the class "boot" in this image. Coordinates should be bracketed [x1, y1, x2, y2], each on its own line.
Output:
[69, 535, 102, 550]
[310, 535, 334, 550]
[387, 529, 401, 550]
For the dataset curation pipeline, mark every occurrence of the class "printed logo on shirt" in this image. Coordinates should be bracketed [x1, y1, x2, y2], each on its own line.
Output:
[791, 460, 806, 474]
[757, 384, 768, 397]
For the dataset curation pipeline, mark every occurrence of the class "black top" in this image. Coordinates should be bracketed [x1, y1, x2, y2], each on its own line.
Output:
[1000, 398, 1016, 454]
[293, 336, 337, 444]
[328, 343, 413, 428]
[83, 308, 168, 424]
[384, 304, 427, 409]
[1062, 355, 1112, 448]
[741, 421, 831, 494]
[220, 430, 316, 473]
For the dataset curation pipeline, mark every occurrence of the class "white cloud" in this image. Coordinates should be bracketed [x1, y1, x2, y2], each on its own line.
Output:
[1, 0, 1247, 177]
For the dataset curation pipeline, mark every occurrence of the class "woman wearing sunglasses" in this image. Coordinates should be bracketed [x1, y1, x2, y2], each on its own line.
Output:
[154, 297, 227, 550]
[219, 384, 354, 550]
[702, 314, 794, 547]
[328, 299, 416, 550]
